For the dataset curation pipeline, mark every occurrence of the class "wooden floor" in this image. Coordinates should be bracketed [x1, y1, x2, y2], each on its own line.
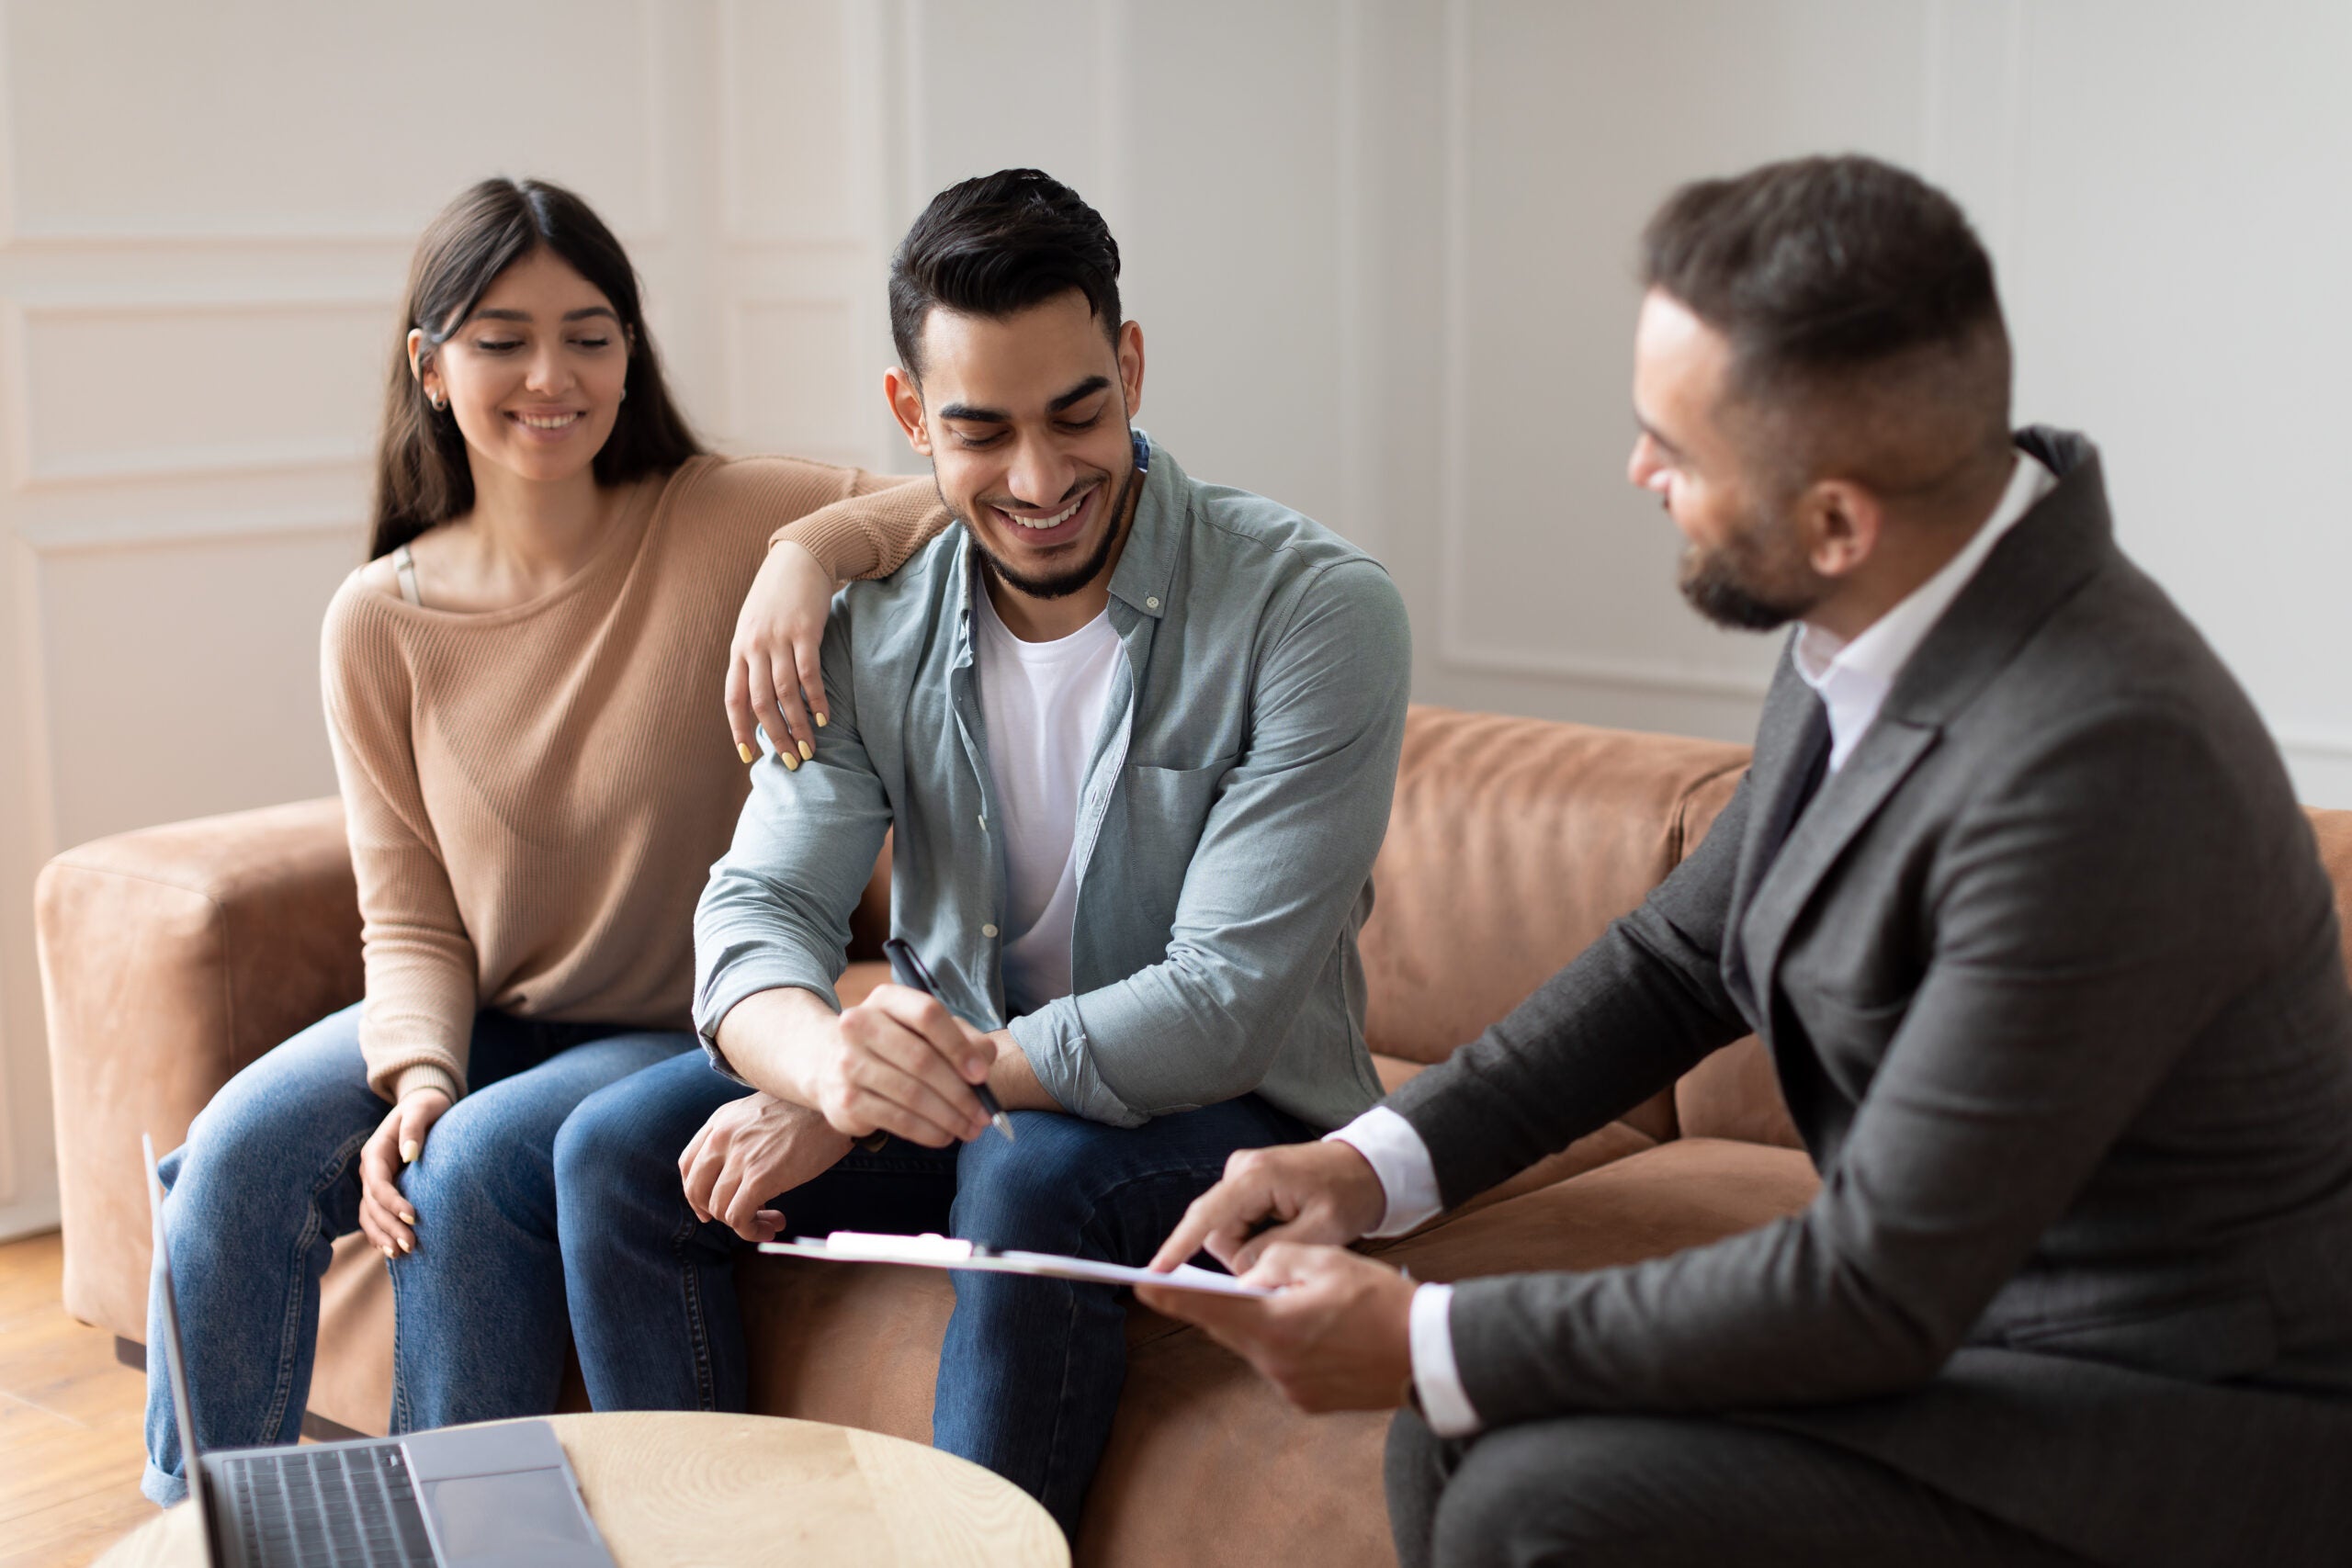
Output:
[0, 1232, 153, 1567]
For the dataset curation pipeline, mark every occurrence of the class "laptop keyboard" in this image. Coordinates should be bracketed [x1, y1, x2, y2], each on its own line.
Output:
[217, 1444, 435, 1568]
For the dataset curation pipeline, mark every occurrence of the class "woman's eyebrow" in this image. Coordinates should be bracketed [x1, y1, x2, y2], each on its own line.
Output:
[463, 305, 620, 324]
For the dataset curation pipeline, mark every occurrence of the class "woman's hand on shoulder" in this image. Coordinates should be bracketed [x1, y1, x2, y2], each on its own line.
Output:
[357, 1088, 450, 1259]
[726, 539, 835, 773]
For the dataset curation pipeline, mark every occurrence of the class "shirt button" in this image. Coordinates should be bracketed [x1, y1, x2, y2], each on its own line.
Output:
[1146, 595, 1160, 610]
[981, 923, 1000, 939]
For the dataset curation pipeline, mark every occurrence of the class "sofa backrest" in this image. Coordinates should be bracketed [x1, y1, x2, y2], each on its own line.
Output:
[2301, 807, 2352, 979]
[1356, 706, 1749, 1064]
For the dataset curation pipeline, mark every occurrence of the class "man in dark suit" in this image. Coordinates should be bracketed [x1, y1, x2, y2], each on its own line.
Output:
[1138, 154, 2352, 1567]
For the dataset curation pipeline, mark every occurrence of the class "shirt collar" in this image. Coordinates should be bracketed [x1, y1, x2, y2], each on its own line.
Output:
[1104, 430, 1179, 620]
[950, 428, 1174, 668]
[1794, 449, 2058, 772]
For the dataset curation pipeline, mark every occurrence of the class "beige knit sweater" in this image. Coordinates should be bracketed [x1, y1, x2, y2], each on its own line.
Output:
[322, 455, 951, 1102]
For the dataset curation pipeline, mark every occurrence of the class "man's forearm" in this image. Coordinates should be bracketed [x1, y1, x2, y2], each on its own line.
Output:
[711, 986, 838, 1103]
[985, 1031, 1063, 1112]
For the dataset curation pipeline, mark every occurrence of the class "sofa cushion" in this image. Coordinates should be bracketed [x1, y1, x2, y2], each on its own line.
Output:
[1357, 707, 1747, 1069]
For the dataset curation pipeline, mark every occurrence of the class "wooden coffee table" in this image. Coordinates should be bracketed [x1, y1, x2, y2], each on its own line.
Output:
[95, 1411, 1069, 1567]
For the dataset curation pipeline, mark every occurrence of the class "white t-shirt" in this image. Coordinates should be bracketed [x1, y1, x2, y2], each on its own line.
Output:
[971, 585, 1124, 1018]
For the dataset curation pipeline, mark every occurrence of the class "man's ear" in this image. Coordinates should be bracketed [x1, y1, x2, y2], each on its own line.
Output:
[1804, 479, 1882, 581]
[1117, 320, 1146, 418]
[884, 366, 930, 456]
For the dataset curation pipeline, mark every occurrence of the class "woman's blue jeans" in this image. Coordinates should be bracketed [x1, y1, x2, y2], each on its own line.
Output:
[141, 1001, 695, 1506]
[554, 1047, 1312, 1536]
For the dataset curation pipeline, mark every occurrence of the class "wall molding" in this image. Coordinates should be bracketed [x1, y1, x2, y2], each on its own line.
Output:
[4, 296, 388, 491]
[1442, 639, 1774, 701]
[1433, 0, 1475, 672]
[1332, 0, 1377, 558]
[718, 293, 869, 463]
[0, 1, 673, 249]
[16, 509, 361, 558]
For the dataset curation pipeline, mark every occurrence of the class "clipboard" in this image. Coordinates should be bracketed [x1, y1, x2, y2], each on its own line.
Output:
[757, 1230, 1275, 1298]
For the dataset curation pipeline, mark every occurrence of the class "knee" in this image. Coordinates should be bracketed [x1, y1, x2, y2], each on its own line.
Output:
[950, 1118, 1099, 1248]
[401, 1100, 529, 1213]
[1384, 1408, 1456, 1568]
[1430, 1422, 1630, 1567]
[551, 1081, 653, 1203]
[551, 1066, 717, 1229]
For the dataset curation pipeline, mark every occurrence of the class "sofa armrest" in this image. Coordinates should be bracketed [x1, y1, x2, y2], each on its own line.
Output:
[37, 797, 363, 1340]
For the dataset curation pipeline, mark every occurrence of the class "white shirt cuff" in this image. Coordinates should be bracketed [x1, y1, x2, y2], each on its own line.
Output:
[1326, 1104, 1444, 1238]
[1408, 1283, 1481, 1437]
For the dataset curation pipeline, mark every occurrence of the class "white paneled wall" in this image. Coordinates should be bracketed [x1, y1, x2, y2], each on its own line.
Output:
[0, 0, 907, 1238]
[1, 0, 2347, 1235]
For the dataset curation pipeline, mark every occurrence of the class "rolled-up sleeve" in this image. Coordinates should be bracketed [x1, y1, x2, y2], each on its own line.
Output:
[1008, 558, 1410, 1123]
[692, 604, 893, 1079]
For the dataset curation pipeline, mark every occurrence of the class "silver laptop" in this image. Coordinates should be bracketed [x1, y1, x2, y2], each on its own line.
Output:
[143, 1135, 617, 1568]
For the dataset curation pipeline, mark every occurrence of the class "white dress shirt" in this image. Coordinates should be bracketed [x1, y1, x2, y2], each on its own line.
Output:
[1328, 450, 2057, 1437]
[1792, 453, 2055, 773]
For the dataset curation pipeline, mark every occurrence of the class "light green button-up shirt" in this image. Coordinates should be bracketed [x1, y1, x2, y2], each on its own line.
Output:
[693, 435, 1410, 1129]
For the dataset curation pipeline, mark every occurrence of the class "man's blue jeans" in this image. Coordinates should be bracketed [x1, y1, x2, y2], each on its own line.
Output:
[141, 1001, 695, 1506]
[555, 1047, 1312, 1535]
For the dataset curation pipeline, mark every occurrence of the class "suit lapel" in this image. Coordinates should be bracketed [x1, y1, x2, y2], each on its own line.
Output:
[1736, 426, 2117, 1048]
[1722, 655, 1832, 1027]
[1740, 711, 1940, 1036]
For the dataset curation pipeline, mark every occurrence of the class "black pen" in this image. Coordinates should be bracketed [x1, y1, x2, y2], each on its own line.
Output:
[882, 937, 1017, 1143]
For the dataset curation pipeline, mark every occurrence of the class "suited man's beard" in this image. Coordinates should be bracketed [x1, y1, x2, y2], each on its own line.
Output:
[1676, 518, 1826, 632]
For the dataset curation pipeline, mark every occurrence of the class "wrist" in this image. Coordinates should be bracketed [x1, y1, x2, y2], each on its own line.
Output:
[392, 1064, 458, 1106]
[716, 987, 837, 1102]
[1326, 1139, 1391, 1237]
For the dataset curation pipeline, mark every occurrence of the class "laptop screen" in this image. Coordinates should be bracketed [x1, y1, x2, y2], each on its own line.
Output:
[143, 1134, 222, 1568]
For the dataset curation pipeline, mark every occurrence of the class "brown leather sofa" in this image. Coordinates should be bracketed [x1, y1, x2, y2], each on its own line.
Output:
[41, 705, 2352, 1565]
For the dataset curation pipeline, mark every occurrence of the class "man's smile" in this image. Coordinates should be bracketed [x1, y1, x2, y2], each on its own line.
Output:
[991, 483, 1099, 546]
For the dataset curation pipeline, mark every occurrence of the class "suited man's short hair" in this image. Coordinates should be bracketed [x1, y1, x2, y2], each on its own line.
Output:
[1644, 156, 2013, 501]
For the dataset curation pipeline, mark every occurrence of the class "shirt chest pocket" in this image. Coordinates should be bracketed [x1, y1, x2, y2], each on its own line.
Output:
[1116, 756, 1237, 889]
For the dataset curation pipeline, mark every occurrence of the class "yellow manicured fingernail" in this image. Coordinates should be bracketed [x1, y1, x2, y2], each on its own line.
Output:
[400, 1211, 416, 1225]
[738, 742, 756, 764]
[798, 740, 814, 761]
[400, 1139, 421, 1163]
[782, 751, 799, 773]
[398, 1236, 413, 1255]
[382, 1246, 395, 1260]
[814, 713, 828, 728]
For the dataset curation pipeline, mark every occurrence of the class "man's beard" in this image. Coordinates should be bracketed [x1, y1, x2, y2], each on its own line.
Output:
[1675, 504, 1824, 632]
[952, 457, 1140, 602]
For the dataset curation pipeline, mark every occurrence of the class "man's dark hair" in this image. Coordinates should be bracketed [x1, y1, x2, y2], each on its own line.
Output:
[888, 169, 1122, 377]
[1643, 155, 2012, 497]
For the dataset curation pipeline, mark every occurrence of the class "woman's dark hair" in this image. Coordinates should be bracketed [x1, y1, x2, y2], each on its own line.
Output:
[888, 168, 1122, 378]
[369, 177, 701, 559]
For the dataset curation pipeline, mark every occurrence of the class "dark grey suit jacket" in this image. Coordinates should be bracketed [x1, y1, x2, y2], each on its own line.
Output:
[1387, 430, 2352, 1566]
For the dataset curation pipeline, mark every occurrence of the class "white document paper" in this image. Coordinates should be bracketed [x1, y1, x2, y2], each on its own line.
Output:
[757, 1230, 1275, 1298]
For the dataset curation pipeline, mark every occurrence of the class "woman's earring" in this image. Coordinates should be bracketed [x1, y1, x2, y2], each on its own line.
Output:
[426, 389, 446, 412]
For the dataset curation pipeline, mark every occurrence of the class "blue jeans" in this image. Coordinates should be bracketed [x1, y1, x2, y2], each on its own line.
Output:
[554, 1047, 1312, 1534]
[142, 1001, 695, 1506]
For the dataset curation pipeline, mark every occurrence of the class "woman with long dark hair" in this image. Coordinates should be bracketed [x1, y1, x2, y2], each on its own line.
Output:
[141, 176, 922, 1502]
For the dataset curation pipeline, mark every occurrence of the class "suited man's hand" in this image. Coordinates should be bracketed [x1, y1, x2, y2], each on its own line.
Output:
[1136, 1242, 1416, 1414]
[1148, 1140, 1389, 1276]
